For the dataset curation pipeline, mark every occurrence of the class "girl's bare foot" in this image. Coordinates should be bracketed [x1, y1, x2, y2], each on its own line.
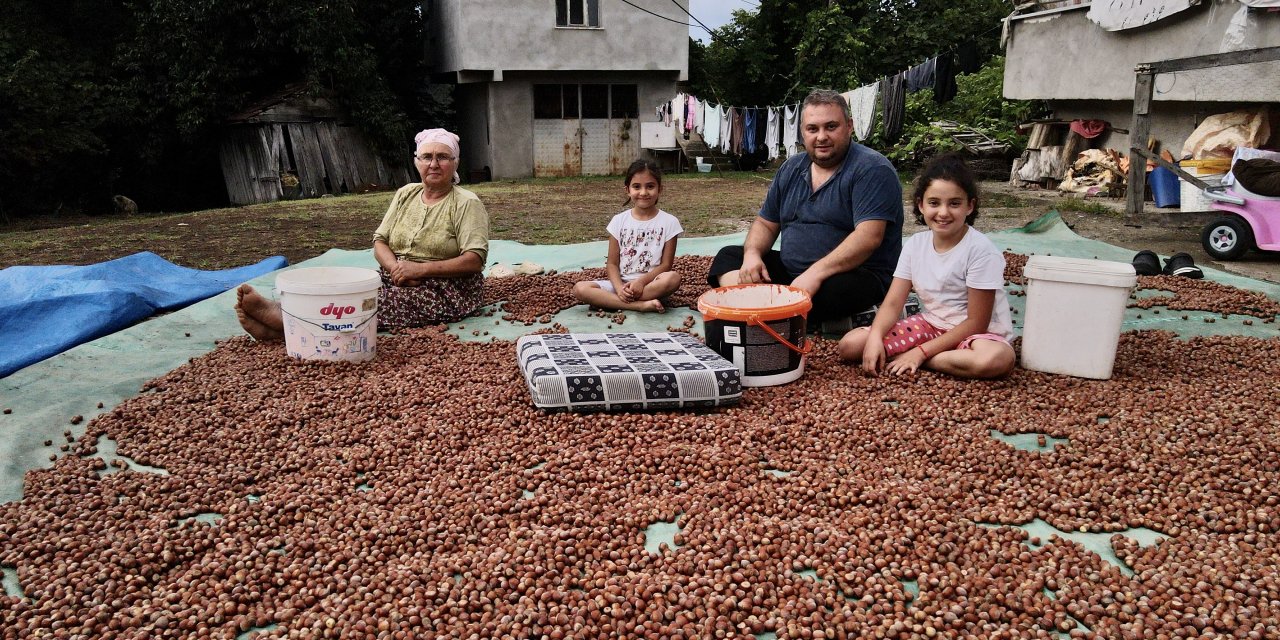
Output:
[640, 299, 665, 313]
[235, 284, 285, 341]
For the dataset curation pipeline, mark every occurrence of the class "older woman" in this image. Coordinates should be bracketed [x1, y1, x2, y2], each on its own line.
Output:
[236, 128, 490, 339]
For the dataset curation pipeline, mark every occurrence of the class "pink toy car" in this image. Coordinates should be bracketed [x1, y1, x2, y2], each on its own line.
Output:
[1200, 183, 1280, 260]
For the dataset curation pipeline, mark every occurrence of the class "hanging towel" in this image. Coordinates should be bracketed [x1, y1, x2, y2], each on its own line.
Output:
[881, 73, 906, 143]
[905, 58, 936, 93]
[784, 104, 801, 156]
[847, 84, 880, 142]
[703, 103, 721, 148]
[743, 108, 758, 154]
[840, 90, 858, 115]
[686, 96, 698, 132]
[730, 107, 745, 155]
[719, 106, 733, 153]
[765, 107, 781, 160]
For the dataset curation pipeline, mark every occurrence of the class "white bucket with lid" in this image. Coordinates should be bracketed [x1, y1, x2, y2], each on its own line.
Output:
[1021, 256, 1136, 380]
[275, 267, 381, 362]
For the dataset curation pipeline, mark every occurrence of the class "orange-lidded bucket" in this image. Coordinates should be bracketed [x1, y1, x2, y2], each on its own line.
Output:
[697, 284, 812, 387]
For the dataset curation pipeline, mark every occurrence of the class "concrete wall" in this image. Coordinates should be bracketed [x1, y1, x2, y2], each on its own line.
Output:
[477, 70, 680, 180]
[1004, 3, 1280, 102]
[427, 0, 688, 81]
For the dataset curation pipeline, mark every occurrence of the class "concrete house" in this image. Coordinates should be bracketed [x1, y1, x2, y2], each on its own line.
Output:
[1003, 1, 1280, 156]
[425, 0, 689, 179]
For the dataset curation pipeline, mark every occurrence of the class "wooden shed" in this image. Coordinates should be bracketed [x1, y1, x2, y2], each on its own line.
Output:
[219, 85, 414, 205]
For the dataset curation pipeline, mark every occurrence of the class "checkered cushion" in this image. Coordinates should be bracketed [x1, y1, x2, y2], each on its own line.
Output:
[516, 332, 742, 411]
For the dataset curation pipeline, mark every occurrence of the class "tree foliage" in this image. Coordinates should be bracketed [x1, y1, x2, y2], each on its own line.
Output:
[0, 0, 446, 217]
[683, 0, 1040, 166]
[687, 0, 1009, 107]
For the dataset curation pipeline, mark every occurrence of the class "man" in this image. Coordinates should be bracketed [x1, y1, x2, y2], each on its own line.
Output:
[706, 89, 903, 324]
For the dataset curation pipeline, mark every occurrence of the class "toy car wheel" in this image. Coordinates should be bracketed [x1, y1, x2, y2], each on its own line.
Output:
[1201, 216, 1254, 261]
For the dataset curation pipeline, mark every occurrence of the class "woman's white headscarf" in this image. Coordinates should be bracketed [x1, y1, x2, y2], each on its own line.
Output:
[414, 128, 461, 184]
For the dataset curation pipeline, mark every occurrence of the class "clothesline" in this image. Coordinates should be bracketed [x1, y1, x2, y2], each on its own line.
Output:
[657, 40, 987, 157]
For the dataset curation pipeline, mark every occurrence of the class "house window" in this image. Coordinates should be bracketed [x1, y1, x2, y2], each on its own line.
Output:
[581, 84, 609, 119]
[534, 84, 563, 119]
[610, 85, 637, 119]
[534, 83, 637, 120]
[556, 0, 600, 27]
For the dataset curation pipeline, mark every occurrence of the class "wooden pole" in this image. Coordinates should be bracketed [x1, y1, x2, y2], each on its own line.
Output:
[1125, 65, 1154, 225]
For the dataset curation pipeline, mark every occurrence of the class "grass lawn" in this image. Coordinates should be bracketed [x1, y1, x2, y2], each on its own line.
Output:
[2, 172, 773, 270]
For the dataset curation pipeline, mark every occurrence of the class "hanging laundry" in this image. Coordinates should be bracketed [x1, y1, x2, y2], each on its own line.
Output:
[847, 84, 879, 142]
[672, 92, 686, 130]
[933, 53, 957, 103]
[840, 89, 858, 115]
[905, 57, 937, 93]
[784, 104, 800, 156]
[1070, 119, 1108, 139]
[743, 108, 758, 155]
[881, 73, 906, 143]
[955, 41, 981, 75]
[703, 103, 721, 148]
[737, 108, 747, 155]
[754, 107, 767, 160]
[719, 106, 733, 153]
[765, 107, 781, 160]
[686, 96, 699, 133]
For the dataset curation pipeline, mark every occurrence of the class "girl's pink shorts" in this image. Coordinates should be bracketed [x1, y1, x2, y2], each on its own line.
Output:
[868, 314, 1010, 357]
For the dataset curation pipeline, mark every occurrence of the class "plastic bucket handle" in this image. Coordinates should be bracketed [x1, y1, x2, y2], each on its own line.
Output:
[747, 314, 812, 356]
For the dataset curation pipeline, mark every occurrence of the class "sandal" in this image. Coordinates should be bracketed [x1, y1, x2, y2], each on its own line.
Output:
[1162, 252, 1204, 279]
[1131, 250, 1162, 276]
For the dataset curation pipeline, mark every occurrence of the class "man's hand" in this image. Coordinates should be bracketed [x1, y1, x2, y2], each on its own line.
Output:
[789, 269, 824, 298]
[737, 254, 771, 285]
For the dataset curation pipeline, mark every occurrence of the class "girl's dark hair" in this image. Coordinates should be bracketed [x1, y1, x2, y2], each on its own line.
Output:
[911, 153, 980, 226]
[622, 159, 663, 205]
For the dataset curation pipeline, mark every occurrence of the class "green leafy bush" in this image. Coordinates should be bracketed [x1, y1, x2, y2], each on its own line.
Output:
[877, 57, 1046, 168]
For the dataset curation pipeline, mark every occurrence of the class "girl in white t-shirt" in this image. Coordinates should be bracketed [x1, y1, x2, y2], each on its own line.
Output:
[571, 160, 683, 312]
[838, 155, 1016, 378]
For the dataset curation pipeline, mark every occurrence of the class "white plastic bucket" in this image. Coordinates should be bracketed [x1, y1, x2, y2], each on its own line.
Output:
[697, 284, 812, 387]
[1021, 256, 1136, 380]
[275, 267, 381, 362]
[1179, 172, 1225, 212]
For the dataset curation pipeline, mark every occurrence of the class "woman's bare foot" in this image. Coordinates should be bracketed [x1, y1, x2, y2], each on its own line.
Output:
[235, 284, 285, 341]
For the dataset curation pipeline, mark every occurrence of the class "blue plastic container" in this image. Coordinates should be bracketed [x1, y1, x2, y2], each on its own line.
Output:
[1149, 167, 1181, 208]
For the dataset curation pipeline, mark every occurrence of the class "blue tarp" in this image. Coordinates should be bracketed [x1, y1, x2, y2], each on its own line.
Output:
[0, 252, 287, 377]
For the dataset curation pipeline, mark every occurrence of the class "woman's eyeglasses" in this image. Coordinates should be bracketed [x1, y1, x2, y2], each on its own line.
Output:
[414, 153, 455, 164]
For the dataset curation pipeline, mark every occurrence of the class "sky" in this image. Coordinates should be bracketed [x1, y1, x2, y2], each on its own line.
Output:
[687, 0, 758, 43]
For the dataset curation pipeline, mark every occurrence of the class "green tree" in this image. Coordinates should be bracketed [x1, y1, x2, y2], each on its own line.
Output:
[0, 0, 127, 217]
[687, 0, 1010, 106]
[0, 0, 447, 217]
